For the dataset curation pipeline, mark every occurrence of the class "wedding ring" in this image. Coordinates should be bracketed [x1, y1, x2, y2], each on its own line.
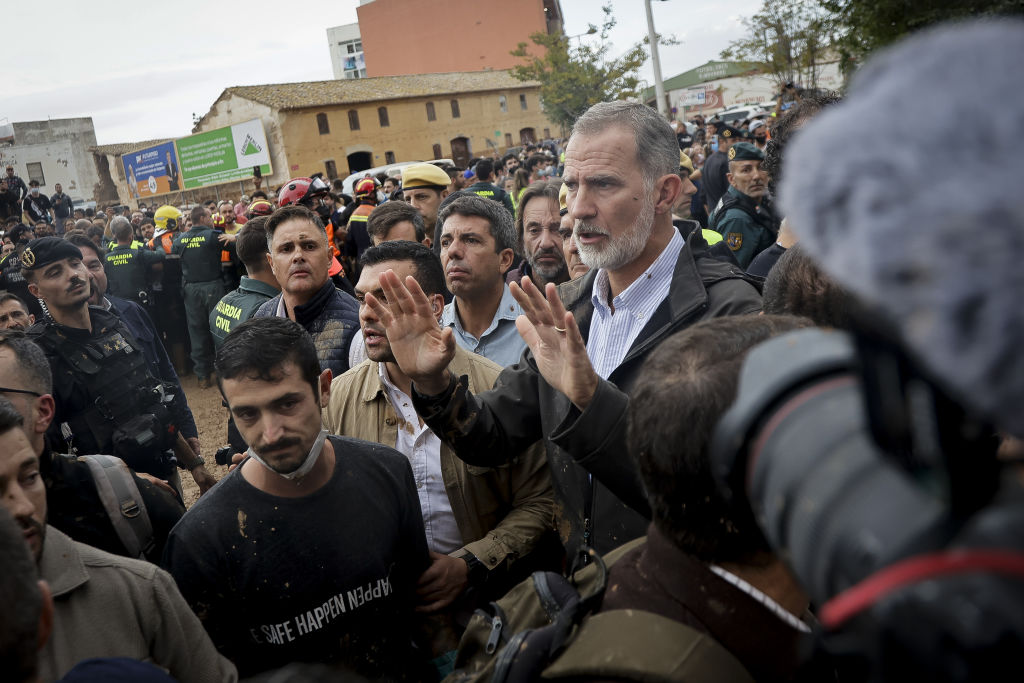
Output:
[552, 326, 567, 333]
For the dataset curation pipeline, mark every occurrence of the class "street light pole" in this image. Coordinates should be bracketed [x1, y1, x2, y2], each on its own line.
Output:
[645, 0, 668, 119]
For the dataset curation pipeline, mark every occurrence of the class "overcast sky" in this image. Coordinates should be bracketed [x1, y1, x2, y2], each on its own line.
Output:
[5, 0, 760, 145]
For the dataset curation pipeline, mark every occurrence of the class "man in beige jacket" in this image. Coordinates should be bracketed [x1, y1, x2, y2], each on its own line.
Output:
[325, 241, 555, 620]
[0, 395, 236, 683]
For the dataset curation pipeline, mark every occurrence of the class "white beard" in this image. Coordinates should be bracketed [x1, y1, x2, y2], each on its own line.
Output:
[574, 197, 656, 272]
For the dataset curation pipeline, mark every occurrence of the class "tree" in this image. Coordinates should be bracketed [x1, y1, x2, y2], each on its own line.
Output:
[821, 0, 1024, 72]
[510, 5, 649, 130]
[720, 0, 839, 92]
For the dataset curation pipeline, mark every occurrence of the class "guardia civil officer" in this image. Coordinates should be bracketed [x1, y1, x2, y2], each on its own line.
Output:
[173, 205, 234, 388]
[104, 216, 164, 306]
[709, 142, 779, 269]
[23, 237, 216, 497]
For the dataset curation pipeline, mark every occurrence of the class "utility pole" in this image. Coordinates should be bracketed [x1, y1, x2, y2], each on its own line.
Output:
[645, 0, 668, 119]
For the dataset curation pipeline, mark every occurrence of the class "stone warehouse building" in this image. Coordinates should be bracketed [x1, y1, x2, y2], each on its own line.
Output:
[193, 70, 559, 185]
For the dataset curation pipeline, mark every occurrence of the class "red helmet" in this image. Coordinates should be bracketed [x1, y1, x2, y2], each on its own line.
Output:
[277, 176, 330, 208]
[212, 213, 226, 228]
[246, 199, 275, 218]
[354, 177, 377, 197]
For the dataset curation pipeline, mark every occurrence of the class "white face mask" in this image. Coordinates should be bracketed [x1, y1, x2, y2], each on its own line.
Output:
[30, 188, 39, 194]
[246, 428, 328, 481]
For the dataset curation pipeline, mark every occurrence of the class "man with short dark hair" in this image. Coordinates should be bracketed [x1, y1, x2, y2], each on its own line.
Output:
[104, 216, 164, 305]
[3, 166, 27, 219]
[438, 194, 525, 367]
[507, 179, 569, 289]
[23, 237, 214, 496]
[253, 205, 360, 378]
[366, 201, 430, 246]
[164, 317, 432, 680]
[173, 205, 231, 387]
[209, 216, 280, 349]
[701, 123, 742, 214]
[0, 223, 41, 318]
[0, 293, 33, 330]
[466, 158, 515, 215]
[327, 241, 554, 627]
[0, 395, 235, 682]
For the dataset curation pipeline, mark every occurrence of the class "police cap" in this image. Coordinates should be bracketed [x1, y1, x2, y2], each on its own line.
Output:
[715, 123, 743, 139]
[401, 163, 451, 192]
[21, 237, 83, 271]
[727, 142, 765, 162]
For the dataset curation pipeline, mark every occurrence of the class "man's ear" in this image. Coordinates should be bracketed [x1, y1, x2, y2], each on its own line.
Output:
[429, 293, 445, 323]
[33, 394, 55, 435]
[422, 236, 432, 249]
[27, 282, 39, 298]
[726, 172, 735, 187]
[440, 189, 450, 200]
[318, 369, 332, 406]
[653, 173, 683, 216]
[498, 248, 515, 273]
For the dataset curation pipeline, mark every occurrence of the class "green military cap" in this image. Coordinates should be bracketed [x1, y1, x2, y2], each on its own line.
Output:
[21, 237, 83, 271]
[401, 163, 451, 191]
[727, 142, 765, 162]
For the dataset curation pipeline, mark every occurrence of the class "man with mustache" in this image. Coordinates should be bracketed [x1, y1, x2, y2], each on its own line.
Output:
[438, 194, 526, 367]
[365, 101, 762, 557]
[0, 396, 236, 682]
[506, 179, 570, 289]
[708, 142, 777, 270]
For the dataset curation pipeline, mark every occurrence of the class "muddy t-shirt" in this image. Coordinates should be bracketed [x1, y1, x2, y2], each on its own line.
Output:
[162, 435, 431, 679]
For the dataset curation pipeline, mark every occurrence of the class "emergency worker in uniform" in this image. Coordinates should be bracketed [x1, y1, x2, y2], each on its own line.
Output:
[0, 223, 43, 318]
[147, 205, 189, 375]
[401, 163, 452, 256]
[214, 211, 242, 291]
[173, 206, 232, 388]
[22, 237, 216, 498]
[104, 216, 163, 306]
[709, 142, 778, 269]
[344, 177, 378, 278]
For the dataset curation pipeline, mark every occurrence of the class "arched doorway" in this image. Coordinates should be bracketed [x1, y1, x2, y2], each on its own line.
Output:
[450, 136, 471, 169]
[346, 151, 372, 175]
[519, 128, 536, 145]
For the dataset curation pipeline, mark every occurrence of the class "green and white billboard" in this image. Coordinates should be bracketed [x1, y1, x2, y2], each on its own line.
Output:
[176, 118, 272, 189]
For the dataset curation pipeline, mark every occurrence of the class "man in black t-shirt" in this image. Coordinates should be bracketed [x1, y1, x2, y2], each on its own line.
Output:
[163, 317, 431, 680]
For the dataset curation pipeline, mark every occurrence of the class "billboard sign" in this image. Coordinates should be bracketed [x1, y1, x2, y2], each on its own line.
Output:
[176, 119, 272, 189]
[121, 140, 182, 198]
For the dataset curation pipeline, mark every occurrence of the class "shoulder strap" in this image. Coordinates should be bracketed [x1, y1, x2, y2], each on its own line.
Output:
[542, 610, 756, 683]
[709, 191, 758, 232]
[78, 454, 155, 560]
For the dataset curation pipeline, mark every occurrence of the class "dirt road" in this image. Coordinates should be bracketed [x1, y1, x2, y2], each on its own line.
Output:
[178, 373, 233, 507]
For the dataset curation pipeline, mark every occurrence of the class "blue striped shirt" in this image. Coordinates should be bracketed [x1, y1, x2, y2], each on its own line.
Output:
[586, 230, 685, 379]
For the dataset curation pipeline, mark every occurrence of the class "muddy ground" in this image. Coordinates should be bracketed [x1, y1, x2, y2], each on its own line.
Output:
[178, 373, 233, 508]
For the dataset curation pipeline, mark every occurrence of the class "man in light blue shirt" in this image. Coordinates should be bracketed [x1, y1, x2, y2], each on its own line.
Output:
[438, 195, 526, 367]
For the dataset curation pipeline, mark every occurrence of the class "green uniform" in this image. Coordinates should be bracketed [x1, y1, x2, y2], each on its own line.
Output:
[208, 277, 279, 350]
[104, 244, 163, 304]
[172, 227, 229, 379]
[710, 186, 777, 270]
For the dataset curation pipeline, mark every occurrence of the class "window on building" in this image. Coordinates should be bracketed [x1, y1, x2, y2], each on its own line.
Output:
[316, 112, 330, 135]
[450, 99, 461, 118]
[426, 102, 436, 122]
[520, 94, 528, 110]
[544, 128, 551, 139]
[325, 160, 338, 180]
[348, 110, 360, 131]
[385, 151, 396, 164]
[347, 43, 355, 54]
[499, 95, 508, 113]
[432, 144, 443, 159]
[378, 106, 390, 127]
[505, 133, 513, 147]
[26, 162, 44, 185]
[355, 41, 362, 52]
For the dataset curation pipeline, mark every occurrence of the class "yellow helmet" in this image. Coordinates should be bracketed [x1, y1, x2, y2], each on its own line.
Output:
[154, 205, 182, 231]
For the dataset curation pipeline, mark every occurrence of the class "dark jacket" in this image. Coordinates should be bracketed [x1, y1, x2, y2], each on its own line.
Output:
[414, 228, 763, 555]
[253, 280, 359, 378]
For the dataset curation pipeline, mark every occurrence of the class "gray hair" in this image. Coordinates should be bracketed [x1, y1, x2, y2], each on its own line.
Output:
[571, 101, 678, 189]
[437, 194, 517, 254]
[110, 216, 133, 241]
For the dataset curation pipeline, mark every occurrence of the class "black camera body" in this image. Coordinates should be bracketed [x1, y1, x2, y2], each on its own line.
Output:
[214, 445, 236, 467]
[711, 328, 1024, 681]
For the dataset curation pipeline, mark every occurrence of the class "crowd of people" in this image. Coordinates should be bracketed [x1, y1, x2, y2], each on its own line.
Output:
[1, 18, 1022, 683]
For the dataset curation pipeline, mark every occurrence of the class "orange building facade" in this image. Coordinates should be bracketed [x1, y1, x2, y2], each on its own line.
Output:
[357, 0, 564, 77]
